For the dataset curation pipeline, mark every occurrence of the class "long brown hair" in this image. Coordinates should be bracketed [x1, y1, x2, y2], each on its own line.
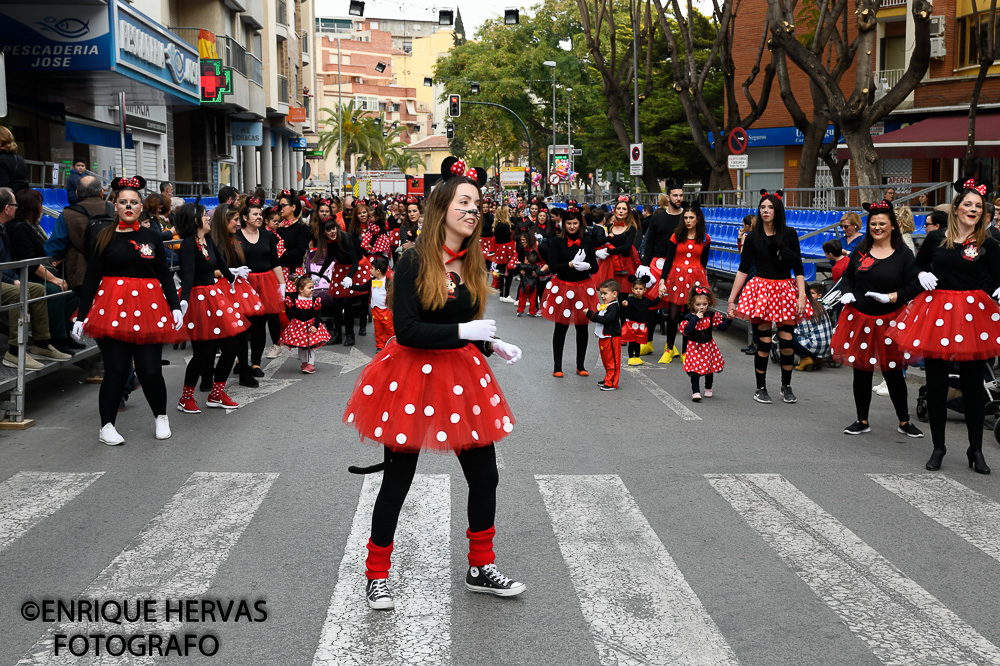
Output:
[945, 190, 989, 249]
[392, 177, 489, 317]
[611, 200, 638, 232]
[349, 203, 371, 237]
[674, 202, 706, 244]
[211, 205, 244, 266]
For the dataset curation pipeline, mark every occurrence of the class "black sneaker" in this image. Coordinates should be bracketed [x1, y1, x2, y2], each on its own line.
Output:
[516, 311, 524, 317]
[780, 385, 797, 403]
[599, 384, 617, 391]
[466, 563, 526, 597]
[365, 578, 394, 610]
[743, 344, 757, 356]
[597, 381, 606, 386]
[753, 388, 772, 404]
[844, 421, 871, 435]
[898, 422, 924, 438]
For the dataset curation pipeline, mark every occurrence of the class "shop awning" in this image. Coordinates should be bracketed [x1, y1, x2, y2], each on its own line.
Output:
[836, 114, 1000, 160]
[65, 117, 135, 150]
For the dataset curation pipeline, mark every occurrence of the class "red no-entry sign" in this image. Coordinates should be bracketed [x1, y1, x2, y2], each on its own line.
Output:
[728, 127, 748, 155]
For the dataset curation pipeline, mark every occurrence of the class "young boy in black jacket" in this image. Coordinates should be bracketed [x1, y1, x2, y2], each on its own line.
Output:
[585, 279, 622, 391]
[514, 249, 542, 317]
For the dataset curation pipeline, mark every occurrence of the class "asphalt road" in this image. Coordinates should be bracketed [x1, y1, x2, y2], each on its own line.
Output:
[3, 294, 1000, 666]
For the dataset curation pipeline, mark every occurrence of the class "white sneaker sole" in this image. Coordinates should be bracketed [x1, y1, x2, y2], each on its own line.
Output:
[205, 401, 241, 409]
[898, 427, 924, 438]
[367, 598, 395, 610]
[100, 435, 124, 446]
[465, 581, 526, 597]
[156, 430, 172, 440]
[844, 428, 871, 435]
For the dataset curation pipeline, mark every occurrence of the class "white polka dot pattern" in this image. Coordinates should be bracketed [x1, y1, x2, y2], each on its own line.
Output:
[888, 289, 1000, 361]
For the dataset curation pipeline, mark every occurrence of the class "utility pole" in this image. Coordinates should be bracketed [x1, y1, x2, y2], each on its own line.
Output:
[632, 0, 639, 193]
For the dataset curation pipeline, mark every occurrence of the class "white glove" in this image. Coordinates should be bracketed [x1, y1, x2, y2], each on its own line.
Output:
[458, 319, 497, 341]
[635, 265, 653, 281]
[595, 248, 610, 260]
[179, 300, 189, 316]
[571, 258, 591, 271]
[918, 271, 938, 291]
[71, 320, 85, 341]
[839, 293, 856, 305]
[992, 286, 1000, 301]
[535, 233, 543, 241]
[492, 339, 523, 365]
[865, 291, 891, 304]
[278, 282, 285, 299]
[172, 309, 184, 331]
[491, 263, 498, 272]
[233, 266, 251, 280]
[340, 276, 353, 289]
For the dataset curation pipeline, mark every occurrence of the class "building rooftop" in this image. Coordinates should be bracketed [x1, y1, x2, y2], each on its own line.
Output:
[405, 135, 450, 150]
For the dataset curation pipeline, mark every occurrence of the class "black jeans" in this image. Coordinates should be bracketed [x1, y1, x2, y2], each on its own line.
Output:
[553, 322, 589, 372]
[97, 339, 166, 425]
[852, 367, 909, 423]
[184, 338, 238, 387]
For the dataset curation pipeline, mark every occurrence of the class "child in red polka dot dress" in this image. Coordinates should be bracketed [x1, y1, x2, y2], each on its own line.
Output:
[279, 275, 331, 373]
[680, 286, 731, 401]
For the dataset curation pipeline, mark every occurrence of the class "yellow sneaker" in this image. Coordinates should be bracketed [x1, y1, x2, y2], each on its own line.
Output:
[627, 357, 644, 366]
[679, 353, 685, 363]
[658, 349, 674, 364]
[639, 342, 654, 356]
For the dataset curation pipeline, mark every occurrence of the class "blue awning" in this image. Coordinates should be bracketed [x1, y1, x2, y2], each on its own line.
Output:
[65, 119, 135, 149]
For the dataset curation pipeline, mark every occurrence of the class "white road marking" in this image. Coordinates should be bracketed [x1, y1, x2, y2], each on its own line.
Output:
[494, 446, 504, 470]
[226, 355, 300, 412]
[708, 473, 1000, 665]
[870, 474, 1000, 563]
[626, 367, 701, 421]
[0, 472, 103, 553]
[312, 474, 451, 666]
[18, 472, 278, 665]
[536, 474, 737, 666]
[314, 346, 372, 375]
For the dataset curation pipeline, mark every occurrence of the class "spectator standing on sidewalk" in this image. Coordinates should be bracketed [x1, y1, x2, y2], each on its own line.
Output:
[66, 158, 87, 205]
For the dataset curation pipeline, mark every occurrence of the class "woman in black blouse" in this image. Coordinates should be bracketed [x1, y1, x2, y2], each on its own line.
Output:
[832, 201, 922, 438]
[74, 176, 182, 445]
[274, 189, 310, 293]
[726, 190, 811, 405]
[890, 178, 1000, 473]
[235, 197, 284, 375]
[343, 158, 524, 610]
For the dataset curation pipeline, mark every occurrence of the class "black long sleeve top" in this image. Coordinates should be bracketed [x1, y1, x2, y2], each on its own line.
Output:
[5, 218, 47, 276]
[840, 246, 922, 315]
[275, 221, 312, 269]
[619, 294, 664, 325]
[77, 228, 180, 319]
[914, 229, 1000, 293]
[514, 262, 541, 293]
[660, 232, 711, 270]
[642, 210, 681, 263]
[316, 233, 361, 281]
[602, 226, 637, 256]
[546, 235, 598, 282]
[480, 213, 494, 239]
[680, 311, 732, 343]
[285, 296, 322, 327]
[235, 228, 280, 273]
[586, 301, 621, 337]
[737, 227, 805, 279]
[493, 223, 512, 245]
[179, 235, 234, 303]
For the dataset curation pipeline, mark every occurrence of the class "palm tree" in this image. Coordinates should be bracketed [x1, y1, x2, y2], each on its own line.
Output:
[357, 112, 407, 170]
[316, 101, 379, 169]
[382, 149, 426, 174]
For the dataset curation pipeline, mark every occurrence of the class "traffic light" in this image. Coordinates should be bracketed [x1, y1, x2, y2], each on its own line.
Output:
[448, 94, 461, 117]
[446, 123, 455, 139]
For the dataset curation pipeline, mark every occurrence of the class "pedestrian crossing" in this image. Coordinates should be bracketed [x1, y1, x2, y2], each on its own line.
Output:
[3, 470, 1000, 665]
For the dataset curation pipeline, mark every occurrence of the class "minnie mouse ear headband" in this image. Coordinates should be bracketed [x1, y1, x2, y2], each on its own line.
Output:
[441, 156, 487, 188]
[954, 177, 994, 199]
[862, 200, 898, 224]
[628, 273, 653, 286]
[111, 176, 146, 192]
[692, 285, 712, 297]
[246, 196, 263, 207]
[406, 195, 419, 205]
[760, 188, 783, 201]
[617, 195, 631, 203]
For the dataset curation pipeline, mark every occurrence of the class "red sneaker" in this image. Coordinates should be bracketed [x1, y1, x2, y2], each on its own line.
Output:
[206, 390, 241, 409]
[177, 397, 201, 414]
[301, 363, 315, 374]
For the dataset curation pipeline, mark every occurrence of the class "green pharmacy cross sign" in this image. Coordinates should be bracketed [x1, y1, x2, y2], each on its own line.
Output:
[200, 59, 233, 103]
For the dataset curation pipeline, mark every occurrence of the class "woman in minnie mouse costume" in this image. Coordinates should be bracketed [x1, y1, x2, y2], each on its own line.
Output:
[539, 207, 599, 377]
[726, 190, 811, 405]
[392, 195, 422, 263]
[344, 157, 526, 610]
[235, 197, 285, 376]
[74, 176, 184, 445]
[833, 201, 923, 438]
[593, 196, 640, 287]
[316, 217, 372, 347]
[889, 178, 1000, 473]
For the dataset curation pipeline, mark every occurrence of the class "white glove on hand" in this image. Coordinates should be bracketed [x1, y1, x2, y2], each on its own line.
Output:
[571, 258, 591, 271]
[839, 292, 857, 305]
[993, 286, 1000, 301]
[233, 266, 251, 280]
[278, 283, 285, 299]
[595, 248, 610, 260]
[340, 276, 353, 289]
[491, 263, 498, 273]
[635, 265, 653, 281]
[865, 291, 891, 304]
[492, 339, 523, 365]
[458, 319, 497, 341]
[535, 233, 543, 241]
[918, 271, 938, 291]
[172, 309, 184, 331]
[179, 300, 189, 316]
[71, 320, 85, 341]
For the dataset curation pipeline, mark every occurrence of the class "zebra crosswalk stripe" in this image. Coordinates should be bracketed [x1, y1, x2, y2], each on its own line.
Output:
[536, 474, 738, 666]
[17, 472, 278, 665]
[708, 473, 1000, 665]
[0, 472, 103, 554]
[312, 474, 451, 666]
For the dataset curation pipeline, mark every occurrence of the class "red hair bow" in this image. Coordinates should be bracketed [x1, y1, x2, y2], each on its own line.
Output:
[280, 189, 293, 197]
[693, 286, 711, 296]
[465, 167, 478, 179]
[120, 176, 142, 189]
[963, 179, 989, 196]
[450, 159, 469, 177]
[566, 206, 579, 213]
[868, 200, 891, 210]
[617, 195, 630, 203]
[763, 190, 782, 200]
[406, 195, 419, 204]
[247, 197, 262, 207]
[318, 197, 332, 207]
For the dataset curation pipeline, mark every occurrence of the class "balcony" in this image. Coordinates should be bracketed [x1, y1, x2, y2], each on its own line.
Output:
[276, 0, 288, 40]
[170, 28, 265, 117]
[276, 74, 290, 114]
[241, 0, 264, 30]
[301, 30, 310, 64]
[875, 68, 905, 97]
[880, 0, 906, 6]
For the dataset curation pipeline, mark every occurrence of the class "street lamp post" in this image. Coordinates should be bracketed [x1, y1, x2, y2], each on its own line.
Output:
[631, 0, 640, 193]
[542, 60, 556, 198]
[566, 86, 572, 191]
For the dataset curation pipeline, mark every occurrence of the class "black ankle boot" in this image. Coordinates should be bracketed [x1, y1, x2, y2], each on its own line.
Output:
[967, 447, 991, 474]
[926, 447, 946, 471]
[344, 333, 355, 347]
[239, 368, 259, 388]
[330, 327, 343, 345]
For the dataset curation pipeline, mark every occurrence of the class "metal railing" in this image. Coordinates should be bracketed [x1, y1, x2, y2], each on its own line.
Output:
[663, 182, 952, 210]
[249, 53, 264, 86]
[301, 30, 309, 53]
[880, 0, 907, 7]
[278, 75, 289, 105]
[875, 68, 905, 92]
[277, 0, 287, 25]
[170, 28, 250, 79]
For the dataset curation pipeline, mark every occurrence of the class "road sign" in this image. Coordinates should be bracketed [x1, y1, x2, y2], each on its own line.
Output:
[728, 154, 748, 169]
[630, 164, 643, 176]
[728, 127, 748, 155]
[548, 173, 560, 186]
[572, 148, 582, 157]
[629, 143, 643, 167]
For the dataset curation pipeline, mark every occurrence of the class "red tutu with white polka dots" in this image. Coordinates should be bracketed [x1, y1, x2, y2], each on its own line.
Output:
[540, 276, 599, 325]
[661, 263, 709, 306]
[279, 300, 332, 349]
[831, 304, 912, 370]
[343, 340, 515, 454]
[217, 277, 264, 318]
[83, 277, 175, 344]
[246, 271, 283, 315]
[480, 236, 495, 261]
[175, 284, 246, 341]
[888, 289, 1000, 361]
[683, 340, 725, 374]
[735, 277, 813, 323]
[327, 258, 373, 298]
[491, 241, 516, 267]
[620, 321, 650, 344]
[594, 248, 639, 285]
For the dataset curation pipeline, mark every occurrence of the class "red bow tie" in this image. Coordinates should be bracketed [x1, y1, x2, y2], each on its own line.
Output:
[442, 244, 468, 264]
[567, 238, 581, 247]
[118, 219, 140, 231]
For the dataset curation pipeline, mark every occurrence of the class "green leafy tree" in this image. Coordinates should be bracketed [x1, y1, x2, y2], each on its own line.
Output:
[317, 101, 379, 169]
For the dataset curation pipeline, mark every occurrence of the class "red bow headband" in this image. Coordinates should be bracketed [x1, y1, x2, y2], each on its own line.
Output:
[280, 189, 293, 198]
[449, 158, 477, 180]
[316, 197, 331, 207]
[119, 176, 142, 189]
[962, 179, 989, 196]
[617, 195, 630, 203]
[406, 195, 419, 204]
[693, 286, 711, 296]
[761, 190, 782, 200]
[566, 206, 579, 213]
[868, 200, 891, 210]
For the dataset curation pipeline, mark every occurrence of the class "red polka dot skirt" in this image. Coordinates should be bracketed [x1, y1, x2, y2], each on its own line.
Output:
[540, 276, 599, 325]
[594, 248, 639, 286]
[683, 340, 725, 375]
[218, 277, 264, 318]
[343, 340, 515, 454]
[831, 304, 912, 370]
[491, 241, 516, 267]
[661, 262, 709, 306]
[175, 284, 246, 341]
[480, 236, 495, 261]
[889, 289, 1000, 361]
[735, 277, 813, 324]
[646, 257, 669, 310]
[83, 277, 175, 344]
[327, 258, 373, 299]
[621, 321, 650, 344]
[246, 271, 283, 315]
[279, 317, 332, 350]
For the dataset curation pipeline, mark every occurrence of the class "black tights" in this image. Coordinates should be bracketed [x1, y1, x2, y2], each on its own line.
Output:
[689, 372, 714, 393]
[853, 368, 909, 423]
[97, 339, 166, 425]
[925, 358, 986, 450]
[323, 298, 354, 335]
[665, 303, 682, 350]
[628, 342, 640, 358]
[249, 317, 268, 365]
[501, 270, 515, 298]
[370, 445, 499, 547]
[354, 295, 369, 332]
[754, 322, 795, 389]
[553, 322, 589, 372]
[266, 314, 281, 345]
[184, 338, 238, 387]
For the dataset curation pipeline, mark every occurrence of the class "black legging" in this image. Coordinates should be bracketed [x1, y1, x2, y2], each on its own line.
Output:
[355, 295, 369, 331]
[184, 338, 238, 387]
[323, 297, 354, 335]
[502, 270, 515, 299]
[689, 372, 714, 393]
[248, 316, 269, 365]
[266, 314, 281, 345]
[924, 358, 986, 449]
[754, 322, 795, 389]
[97, 338, 166, 425]
[853, 368, 909, 423]
[665, 302, 683, 351]
[553, 322, 589, 373]
[370, 444, 498, 547]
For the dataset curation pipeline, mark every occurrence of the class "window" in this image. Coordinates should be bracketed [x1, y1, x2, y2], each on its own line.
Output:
[403, 38, 412, 53]
[355, 95, 379, 111]
[370, 21, 379, 30]
[958, 13, 1000, 68]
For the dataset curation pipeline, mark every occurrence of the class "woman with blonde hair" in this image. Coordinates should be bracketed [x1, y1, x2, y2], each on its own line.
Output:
[839, 211, 864, 253]
[895, 205, 916, 254]
[0, 127, 28, 191]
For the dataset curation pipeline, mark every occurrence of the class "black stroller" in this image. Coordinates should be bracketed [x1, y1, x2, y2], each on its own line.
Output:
[913, 359, 1000, 443]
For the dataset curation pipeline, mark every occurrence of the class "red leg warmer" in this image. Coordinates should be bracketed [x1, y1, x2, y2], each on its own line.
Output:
[365, 539, 394, 580]
[466, 525, 496, 567]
